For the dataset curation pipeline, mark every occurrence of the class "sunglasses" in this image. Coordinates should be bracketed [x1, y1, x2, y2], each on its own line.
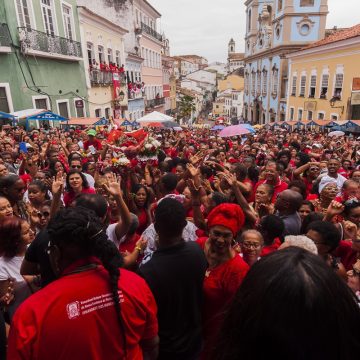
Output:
[37, 211, 50, 218]
[71, 165, 82, 169]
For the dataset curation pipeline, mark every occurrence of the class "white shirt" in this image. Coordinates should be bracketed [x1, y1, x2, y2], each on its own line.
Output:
[140, 221, 198, 265]
[0, 256, 32, 319]
[106, 223, 124, 248]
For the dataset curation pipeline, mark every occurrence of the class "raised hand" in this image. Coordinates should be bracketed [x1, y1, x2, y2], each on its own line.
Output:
[187, 179, 202, 199]
[326, 200, 344, 218]
[102, 173, 122, 197]
[186, 163, 199, 178]
[52, 171, 64, 196]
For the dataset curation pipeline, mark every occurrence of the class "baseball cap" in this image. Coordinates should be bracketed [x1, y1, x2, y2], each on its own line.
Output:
[87, 129, 97, 137]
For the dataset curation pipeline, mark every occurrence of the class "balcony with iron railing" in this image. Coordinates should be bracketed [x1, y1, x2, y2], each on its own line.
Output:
[0, 24, 11, 52]
[140, 22, 163, 42]
[18, 27, 82, 60]
[89, 69, 113, 86]
[146, 97, 165, 109]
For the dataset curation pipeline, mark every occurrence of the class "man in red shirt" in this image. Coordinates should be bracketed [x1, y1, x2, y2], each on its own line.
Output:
[254, 161, 288, 203]
[84, 129, 102, 152]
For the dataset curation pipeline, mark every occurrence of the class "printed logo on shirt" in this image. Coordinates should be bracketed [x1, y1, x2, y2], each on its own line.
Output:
[67, 301, 80, 319]
[66, 292, 124, 319]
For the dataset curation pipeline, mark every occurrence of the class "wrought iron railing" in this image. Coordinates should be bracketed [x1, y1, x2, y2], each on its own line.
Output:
[141, 22, 163, 42]
[146, 97, 165, 108]
[128, 90, 144, 100]
[89, 69, 113, 86]
[18, 27, 82, 58]
[0, 24, 11, 47]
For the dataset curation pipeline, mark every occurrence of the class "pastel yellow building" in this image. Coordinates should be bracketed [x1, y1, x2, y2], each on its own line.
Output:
[213, 98, 225, 117]
[286, 24, 360, 122]
[218, 70, 244, 93]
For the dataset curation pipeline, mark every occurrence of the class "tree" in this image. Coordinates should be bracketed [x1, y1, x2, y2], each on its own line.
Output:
[177, 95, 196, 122]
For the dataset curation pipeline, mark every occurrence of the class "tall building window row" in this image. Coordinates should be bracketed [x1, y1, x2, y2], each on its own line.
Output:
[300, 75, 306, 97]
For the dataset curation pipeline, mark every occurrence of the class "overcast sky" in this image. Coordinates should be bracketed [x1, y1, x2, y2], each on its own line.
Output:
[151, 0, 359, 63]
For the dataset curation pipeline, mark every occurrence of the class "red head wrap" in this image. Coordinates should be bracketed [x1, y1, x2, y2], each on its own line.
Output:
[207, 203, 245, 236]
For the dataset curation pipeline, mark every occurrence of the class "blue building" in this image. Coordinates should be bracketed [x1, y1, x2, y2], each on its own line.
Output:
[243, 0, 328, 124]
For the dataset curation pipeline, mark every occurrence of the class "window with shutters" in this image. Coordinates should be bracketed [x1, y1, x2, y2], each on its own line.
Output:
[307, 110, 313, 121]
[300, 0, 314, 6]
[257, 71, 261, 95]
[107, 48, 113, 64]
[115, 51, 121, 66]
[16, 0, 32, 29]
[95, 109, 101, 118]
[244, 72, 249, 95]
[251, 71, 256, 96]
[0, 87, 10, 113]
[41, 0, 55, 36]
[262, 69, 268, 95]
[298, 109, 303, 121]
[272, 67, 279, 97]
[35, 98, 48, 109]
[318, 112, 325, 120]
[291, 76, 297, 96]
[320, 74, 329, 99]
[300, 76, 306, 97]
[57, 101, 69, 118]
[333, 73, 343, 99]
[98, 46, 104, 63]
[309, 75, 316, 98]
[62, 4, 74, 40]
[290, 107, 294, 121]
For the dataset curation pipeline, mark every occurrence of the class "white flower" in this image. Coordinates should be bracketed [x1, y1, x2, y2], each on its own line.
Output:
[152, 140, 161, 148]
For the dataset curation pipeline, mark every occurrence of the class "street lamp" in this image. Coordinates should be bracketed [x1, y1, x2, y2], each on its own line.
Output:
[329, 97, 344, 114]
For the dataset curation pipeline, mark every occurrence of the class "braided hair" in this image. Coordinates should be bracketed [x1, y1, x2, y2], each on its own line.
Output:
[47, 207, 127, 356]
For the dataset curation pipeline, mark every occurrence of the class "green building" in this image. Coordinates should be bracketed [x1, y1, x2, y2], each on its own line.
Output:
[0, 0, 88, 125]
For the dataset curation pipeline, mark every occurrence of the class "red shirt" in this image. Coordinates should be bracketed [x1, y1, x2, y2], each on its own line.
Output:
[8, 259, 158, 360]
[84, 139, 103, 151]
[333, 240, 358, 271]
[261, 237, 282, 257]
[63, 187, 96, 207]
[254, 178, 288, 203]
[196, 237, 249, 357]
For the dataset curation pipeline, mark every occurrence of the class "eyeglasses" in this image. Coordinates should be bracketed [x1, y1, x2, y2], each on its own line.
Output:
[242, 242, 262, 249]
[71, 165, 82, 169]
[210, 229, 233, 241]
[309, 167, 320, 172]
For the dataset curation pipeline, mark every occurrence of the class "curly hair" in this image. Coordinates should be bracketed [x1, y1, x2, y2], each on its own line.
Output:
[0, 217, 24, 258]
[47, 207, 127, 354]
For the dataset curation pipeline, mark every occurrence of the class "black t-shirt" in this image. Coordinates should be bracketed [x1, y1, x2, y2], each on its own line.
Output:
[25, 230, 56, 287]
[138, 241, 207, 360]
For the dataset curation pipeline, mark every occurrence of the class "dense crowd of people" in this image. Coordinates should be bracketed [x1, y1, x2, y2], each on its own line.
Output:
[0, 123, 360, 359]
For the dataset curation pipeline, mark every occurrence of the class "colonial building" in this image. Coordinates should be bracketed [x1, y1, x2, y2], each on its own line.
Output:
[78, 6, 128, 119]
[243, 0, 328, 124]
[134, 0, 165, 114]
[0, 0, 88, 120]
[172, 56, 199, 79]
[227, 38, 245, 73]
[286, 23, 360, 122]
[177, 55, 208, 70]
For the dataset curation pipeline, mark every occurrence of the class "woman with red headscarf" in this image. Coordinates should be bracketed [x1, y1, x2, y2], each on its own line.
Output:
[197, 203, 249, 359]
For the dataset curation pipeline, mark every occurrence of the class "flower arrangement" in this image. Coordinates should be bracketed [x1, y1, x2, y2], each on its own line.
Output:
[137, 136, 161, 164]
[111, 152, 130, 168]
